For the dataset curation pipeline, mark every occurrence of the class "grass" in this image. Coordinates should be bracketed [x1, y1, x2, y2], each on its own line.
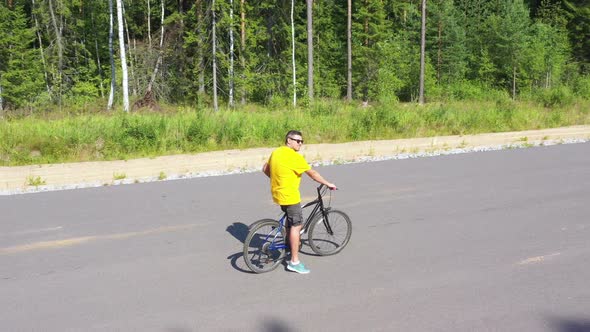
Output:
[113, 172, 126, 180]
[1, 98, 589, 166]
[27, 176, 46, 186]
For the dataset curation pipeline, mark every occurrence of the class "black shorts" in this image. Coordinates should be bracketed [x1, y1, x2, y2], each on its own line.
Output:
[281, 203, 303, 227]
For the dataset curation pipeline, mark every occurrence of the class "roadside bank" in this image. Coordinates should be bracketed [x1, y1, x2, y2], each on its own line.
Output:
[1, 125, 589, 195]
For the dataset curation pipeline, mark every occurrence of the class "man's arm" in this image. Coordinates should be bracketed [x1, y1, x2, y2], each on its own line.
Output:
[305, 169, 337, 190]
[262, 162, 270, 178]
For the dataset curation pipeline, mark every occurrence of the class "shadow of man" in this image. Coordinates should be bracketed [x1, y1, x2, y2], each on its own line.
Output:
[226, 222, 250, 244]
[226, 221, 254, 273]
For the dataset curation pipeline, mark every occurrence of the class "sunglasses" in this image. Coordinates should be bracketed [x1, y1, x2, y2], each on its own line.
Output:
[288, 137, 304, 144]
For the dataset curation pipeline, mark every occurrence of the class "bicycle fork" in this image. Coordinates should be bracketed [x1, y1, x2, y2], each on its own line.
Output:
[316, 209, 335, 236]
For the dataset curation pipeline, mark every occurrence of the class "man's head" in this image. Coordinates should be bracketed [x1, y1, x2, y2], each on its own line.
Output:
[285, 130, 304, 151]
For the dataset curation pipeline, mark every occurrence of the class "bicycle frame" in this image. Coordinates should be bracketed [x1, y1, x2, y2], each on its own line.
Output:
[266, 185, 333, 251]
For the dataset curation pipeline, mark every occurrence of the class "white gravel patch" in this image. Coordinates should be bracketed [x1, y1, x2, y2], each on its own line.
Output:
[2, 138, 588, 196]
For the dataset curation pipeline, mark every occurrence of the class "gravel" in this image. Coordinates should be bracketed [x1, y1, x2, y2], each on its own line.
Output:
[2, 138, 588, 196]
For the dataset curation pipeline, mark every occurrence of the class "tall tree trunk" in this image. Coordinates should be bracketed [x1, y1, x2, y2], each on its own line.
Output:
[48, 0, 64, 107]
[92, 12, 105, 98]
[0, 79, 3, 114]
[291, 0, 297, 107]
[116, 0, 130, 112]
[240, 0, 246, 105]
[31, 0, 51, 95]
[134, 0, 165, 110]
[122, 7, 137, 96]
[419, 0, 426, 105]
[437, 17, 442, 84]
[346, 0, 352, 101]
[212, 0, 219, 112]
[306, 0, 314, 100]
[512, 65, 516, 100]
[229, 0, 235, 107]
[197, 0, 205, 94]
[363, 0, 369, 101]
[147, 0, 152, 48]
[108, 0, 116, 110]
[146, 0, 165, 94]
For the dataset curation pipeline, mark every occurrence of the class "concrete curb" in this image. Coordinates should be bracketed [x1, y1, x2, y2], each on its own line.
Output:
[2, 125, 589, 195]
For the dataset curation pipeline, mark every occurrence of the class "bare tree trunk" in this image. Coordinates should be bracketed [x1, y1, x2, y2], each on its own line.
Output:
[306, 0, 313, 100]
[122, 6, 137, 96]
[437, 17, 442, 84]
[94, 34, 105, 99]
[212, 0, 218, 112]
[108, 0, 116, 110]
[346, 0, 352, 101]
[48, 0, 64, 107]
[31, 0, 51, 95]
[91, 12, 105, 98]
[229, 0, 235, 107]
[146, 0, 165, 94]
[418, 0, 426, 105]
[291, 0, 297, 107]
[363, 0, 369, 101]
[512, 65, 516, 100]
[134, 0, 165, 110]
[240, 0, 246, 105]
[116, 0, 130, 112]
[147, 0, 152, 48]
[197, 0, 205, 94]
[0, 79, 3, 114]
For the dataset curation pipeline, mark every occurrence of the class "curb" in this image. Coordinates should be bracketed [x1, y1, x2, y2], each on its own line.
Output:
[2, 125, 589, 195]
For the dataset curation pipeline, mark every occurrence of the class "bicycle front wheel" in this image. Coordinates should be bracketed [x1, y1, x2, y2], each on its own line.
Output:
[243, 219, 287, 273]
[308, 210, 352, 256]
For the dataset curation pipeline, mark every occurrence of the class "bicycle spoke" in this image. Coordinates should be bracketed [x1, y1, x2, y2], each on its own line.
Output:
[308, 210, 352, 255]
[243, 220, 286, 273]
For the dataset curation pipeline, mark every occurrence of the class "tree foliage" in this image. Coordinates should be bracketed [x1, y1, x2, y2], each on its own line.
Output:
[0, 0, 588, 111]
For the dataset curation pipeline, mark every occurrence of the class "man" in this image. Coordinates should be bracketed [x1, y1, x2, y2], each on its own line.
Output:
[262, 130, 337, 274]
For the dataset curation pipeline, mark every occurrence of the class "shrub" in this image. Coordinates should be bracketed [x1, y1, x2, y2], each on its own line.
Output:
[573, 76, 590, 99]
[532, 86, 575, 107]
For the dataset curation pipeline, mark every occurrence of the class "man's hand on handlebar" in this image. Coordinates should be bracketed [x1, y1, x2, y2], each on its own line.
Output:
[326, 183, 337, 190]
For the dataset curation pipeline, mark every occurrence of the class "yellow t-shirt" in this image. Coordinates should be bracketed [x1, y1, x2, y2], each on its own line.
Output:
[268, 146, 311, 205]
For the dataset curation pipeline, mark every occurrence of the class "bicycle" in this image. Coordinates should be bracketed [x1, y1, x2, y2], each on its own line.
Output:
[243, 184, 352, 273]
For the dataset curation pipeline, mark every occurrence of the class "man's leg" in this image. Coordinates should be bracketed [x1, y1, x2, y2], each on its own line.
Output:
[282, 203, 309, 274]
[289, 225, 302, 263]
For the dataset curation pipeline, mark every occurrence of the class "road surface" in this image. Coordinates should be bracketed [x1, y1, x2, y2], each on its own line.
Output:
[1, 143, 590, 331]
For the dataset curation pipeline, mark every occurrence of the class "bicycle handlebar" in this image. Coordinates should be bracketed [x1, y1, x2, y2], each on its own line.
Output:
[317, 184, 337, 191]
[317, 184, 337, 198]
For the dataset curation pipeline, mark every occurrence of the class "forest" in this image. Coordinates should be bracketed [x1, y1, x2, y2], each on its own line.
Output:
[0, 0, 588, 112]
[0, 0, 589, 166]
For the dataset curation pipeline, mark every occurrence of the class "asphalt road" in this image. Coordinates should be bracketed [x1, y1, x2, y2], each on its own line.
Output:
[1, 143, 590, 332]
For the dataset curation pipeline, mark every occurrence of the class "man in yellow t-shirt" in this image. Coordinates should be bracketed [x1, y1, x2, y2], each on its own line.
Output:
[262, 130, 337, 274]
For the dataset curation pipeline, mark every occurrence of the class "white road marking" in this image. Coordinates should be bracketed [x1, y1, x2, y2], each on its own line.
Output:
[6, 226, 64, 236]
[0, 224, 198, 255]
[517, 252, 560, 265]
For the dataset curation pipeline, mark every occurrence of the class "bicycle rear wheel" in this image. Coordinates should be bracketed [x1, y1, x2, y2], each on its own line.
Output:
[308, 210, 352, 256]
[243, 219, 287, 273]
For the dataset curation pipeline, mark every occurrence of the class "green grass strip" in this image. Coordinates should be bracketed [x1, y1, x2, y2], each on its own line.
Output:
[1, 99, 589, 166]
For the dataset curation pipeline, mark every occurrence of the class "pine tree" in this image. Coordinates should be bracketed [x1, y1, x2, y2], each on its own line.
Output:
[483, 0, 531, 98]
[0, 3, 44, 109]
[563, 0, 590, 72]
[428, 0, 468, 86]
[353, 0, 387, 102]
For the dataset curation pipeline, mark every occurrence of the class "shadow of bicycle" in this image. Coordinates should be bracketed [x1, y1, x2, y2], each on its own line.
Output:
[226, 221, 323, 273]
[226, 221, 257, 273]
